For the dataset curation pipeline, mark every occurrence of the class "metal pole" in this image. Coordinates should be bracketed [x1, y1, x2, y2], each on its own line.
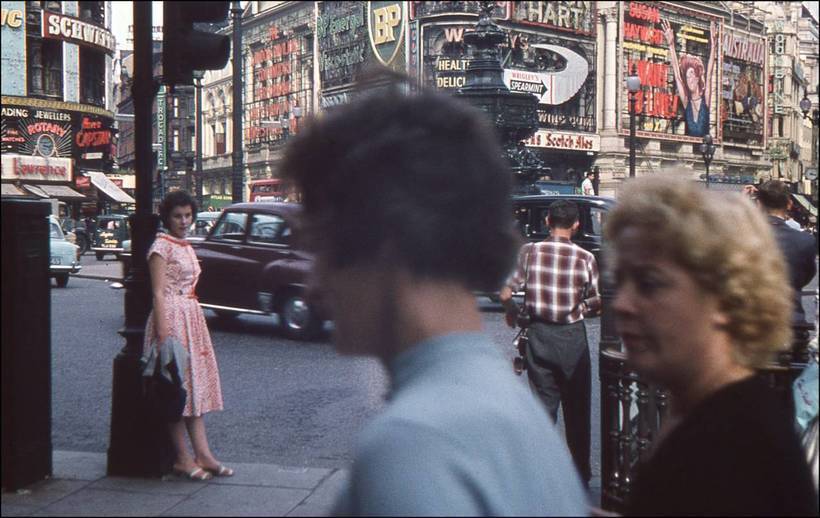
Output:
[195, 76, 203, 208]
[629, 93, 636, 178]
[231, 1, 243, 203]
[107, 1, 165, 477]
[705, 160, 710, 189]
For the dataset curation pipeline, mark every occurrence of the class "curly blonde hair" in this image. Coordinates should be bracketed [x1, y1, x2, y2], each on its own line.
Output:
[604, 176, 792, 368]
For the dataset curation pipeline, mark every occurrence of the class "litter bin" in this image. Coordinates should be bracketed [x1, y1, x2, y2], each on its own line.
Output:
[2, 199, 52, 490]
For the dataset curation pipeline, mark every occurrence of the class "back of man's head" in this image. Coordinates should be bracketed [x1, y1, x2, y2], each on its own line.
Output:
[283, 82, 519, 292]
[756, 180, 790, 211]
[548, 200, 579, 229]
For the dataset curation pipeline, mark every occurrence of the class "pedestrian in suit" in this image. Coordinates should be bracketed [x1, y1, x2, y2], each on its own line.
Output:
[753, 180, 818, 325]
[500, 200, 601, 486]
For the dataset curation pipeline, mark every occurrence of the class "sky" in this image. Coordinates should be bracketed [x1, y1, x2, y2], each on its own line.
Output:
[110, 1, 163, 52]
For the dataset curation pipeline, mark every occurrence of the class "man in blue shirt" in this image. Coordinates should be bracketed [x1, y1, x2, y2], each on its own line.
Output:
[282, 79, 588, 516]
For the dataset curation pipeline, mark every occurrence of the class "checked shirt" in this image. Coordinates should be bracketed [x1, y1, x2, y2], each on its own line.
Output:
[506, 237, 601, 324]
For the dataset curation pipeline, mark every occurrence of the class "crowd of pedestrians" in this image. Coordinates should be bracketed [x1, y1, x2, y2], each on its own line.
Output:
[134, 79, 818, 516]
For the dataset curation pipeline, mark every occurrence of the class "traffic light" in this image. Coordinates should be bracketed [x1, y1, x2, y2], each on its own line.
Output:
[163, 1, 231, 86]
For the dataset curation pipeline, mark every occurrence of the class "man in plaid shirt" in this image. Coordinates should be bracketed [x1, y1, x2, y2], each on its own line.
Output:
[500, 200, 601, 487]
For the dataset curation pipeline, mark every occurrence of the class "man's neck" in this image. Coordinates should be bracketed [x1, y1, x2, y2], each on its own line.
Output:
[766, 208, 788, 220]
[381, 276, 483, 363]
[550, 227, 574, 240]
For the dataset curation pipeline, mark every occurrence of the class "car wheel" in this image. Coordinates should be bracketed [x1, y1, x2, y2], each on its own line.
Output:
[96, 252, 105, 261]
[279, 292, 321, 341]
[55, 275, 69, 288]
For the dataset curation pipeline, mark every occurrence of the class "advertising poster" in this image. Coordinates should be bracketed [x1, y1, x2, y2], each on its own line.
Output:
[1, 105, 74, 158]
[410, 1, 508, 20]
[619, 2, 722, 142]
[721, 27, 767, 147]
[421, 20, 596, 133]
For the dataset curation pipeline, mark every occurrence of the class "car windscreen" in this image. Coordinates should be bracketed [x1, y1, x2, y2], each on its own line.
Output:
[50, 221, 64, 239]
[210, 212, 248, 241]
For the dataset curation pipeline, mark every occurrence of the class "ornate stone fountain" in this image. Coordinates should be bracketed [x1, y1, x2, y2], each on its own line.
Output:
[455, 2, 544, 195]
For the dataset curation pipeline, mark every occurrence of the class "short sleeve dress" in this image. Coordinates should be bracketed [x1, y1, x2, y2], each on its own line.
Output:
[143, 233, 224, 417]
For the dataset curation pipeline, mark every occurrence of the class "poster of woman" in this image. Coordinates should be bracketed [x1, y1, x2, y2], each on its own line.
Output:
[662, 19, 718, 138]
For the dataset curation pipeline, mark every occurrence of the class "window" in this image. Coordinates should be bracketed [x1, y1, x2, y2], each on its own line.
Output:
[215, 127, 226, 155]
[248, 214, 286, 245]
[80, 47, 105, 106]
[28, 39, 63, 98]
[172, 128, 180, 152]
[210, 212, 247, 241]
[78, 1, 104, 25]
[589, 208, 606, 236]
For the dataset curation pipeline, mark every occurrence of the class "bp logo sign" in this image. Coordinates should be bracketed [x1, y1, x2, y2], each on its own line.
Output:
[368, 1, 405, 66]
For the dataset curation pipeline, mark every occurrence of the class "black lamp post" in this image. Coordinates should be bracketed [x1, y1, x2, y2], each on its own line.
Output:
[626, 64, 641, 178]
[700, 133, 717, 189]
[231, 0, 244, 203]
[800, 91, 820, 127]
[193, 70, 204, 208]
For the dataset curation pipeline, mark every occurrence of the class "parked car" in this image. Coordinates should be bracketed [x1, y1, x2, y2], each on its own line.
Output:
[121, 211, 221, 258]
[49, 215, 81, 288]
[92, 214, 130, 260]
[482, 194, 614, 302]
[188, 211, 221, 241]
[191, 202, 325, 340]
[512, 194, 614, 262]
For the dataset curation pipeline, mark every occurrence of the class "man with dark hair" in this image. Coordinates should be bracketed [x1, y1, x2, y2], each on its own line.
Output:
[282, 85, 586, 516]
[500, 200, 600, 487]
[754, 180, 817, 324]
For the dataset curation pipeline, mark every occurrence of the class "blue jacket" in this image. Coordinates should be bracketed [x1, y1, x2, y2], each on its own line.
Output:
[769, 216, 817, 324]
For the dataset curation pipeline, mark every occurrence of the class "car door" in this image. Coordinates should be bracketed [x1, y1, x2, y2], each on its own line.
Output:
[194, 211, 251, 308]
[244, 212, 292, 311]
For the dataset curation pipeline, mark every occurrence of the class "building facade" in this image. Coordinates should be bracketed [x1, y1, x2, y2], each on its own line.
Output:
[1, 0, 130, 217]
[190, 1, 817, 205]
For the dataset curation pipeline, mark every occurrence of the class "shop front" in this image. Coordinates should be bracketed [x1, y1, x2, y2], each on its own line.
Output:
[1, 101, 116, 218]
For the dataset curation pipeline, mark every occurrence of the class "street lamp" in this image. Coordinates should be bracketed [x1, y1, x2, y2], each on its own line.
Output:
[193, 70, 204, 208]
[801, 91, 820, 127]
[626, 64, 641, 178]
[700, 133, 717, 189]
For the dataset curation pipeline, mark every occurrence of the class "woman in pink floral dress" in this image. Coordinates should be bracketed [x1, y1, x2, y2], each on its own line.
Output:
[145, 191, 233, 481]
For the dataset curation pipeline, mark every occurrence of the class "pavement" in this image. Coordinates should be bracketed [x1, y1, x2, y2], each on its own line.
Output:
[1, 451, 348, 517]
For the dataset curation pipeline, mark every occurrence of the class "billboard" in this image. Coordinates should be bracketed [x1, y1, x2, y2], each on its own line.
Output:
[720, 27, 767, 147]
[619, 2, 722, 142]
[420, 21, 596, 133]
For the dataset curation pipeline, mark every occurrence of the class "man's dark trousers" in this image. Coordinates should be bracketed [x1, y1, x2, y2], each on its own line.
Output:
[525, 320, 591, 485]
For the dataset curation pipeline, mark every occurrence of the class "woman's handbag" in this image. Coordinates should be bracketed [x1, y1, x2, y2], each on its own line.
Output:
[145, 357, 186, 422]
[142, 338, 188, 423]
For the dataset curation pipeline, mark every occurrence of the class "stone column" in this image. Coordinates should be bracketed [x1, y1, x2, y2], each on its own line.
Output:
[603, 7, 618, 131]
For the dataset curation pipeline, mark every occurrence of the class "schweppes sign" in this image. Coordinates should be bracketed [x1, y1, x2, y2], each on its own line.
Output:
[368, 1, 405, 66]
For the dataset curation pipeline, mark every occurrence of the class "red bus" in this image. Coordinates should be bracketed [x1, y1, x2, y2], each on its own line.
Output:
[249, 179, 288, 202]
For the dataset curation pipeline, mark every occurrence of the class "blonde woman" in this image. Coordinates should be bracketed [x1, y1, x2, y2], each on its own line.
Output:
[605, 177, 817, 515]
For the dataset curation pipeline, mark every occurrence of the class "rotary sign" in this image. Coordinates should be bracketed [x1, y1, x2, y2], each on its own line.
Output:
[368, 1, 405, 66]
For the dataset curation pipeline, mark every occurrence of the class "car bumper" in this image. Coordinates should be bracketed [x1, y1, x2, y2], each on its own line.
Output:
[91, 247, 124, 253]
[50, 265, 82, 275]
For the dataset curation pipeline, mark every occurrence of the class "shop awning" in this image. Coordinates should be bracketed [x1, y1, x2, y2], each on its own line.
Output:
[37, 184, 87, 200]
[86, 171, 135, 204]
[22, 184, 49, 198]
[792, 193, 818, 217]
[1, 183, 28, 197]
